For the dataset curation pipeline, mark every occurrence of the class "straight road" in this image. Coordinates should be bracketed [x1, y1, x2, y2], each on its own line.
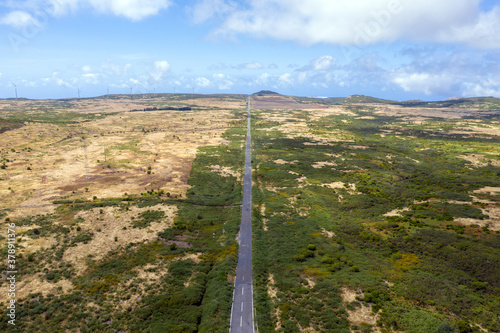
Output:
[229, 97, 254, 333]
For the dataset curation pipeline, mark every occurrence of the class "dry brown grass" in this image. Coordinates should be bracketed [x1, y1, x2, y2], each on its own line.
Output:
[458, 154, 500, 167]
[267, 274, 278, 298]
[341, 288, 381, 333]
[266, 273, 282, 330]
[373, 104, 494, 120]
[1, 106, 237, 210]
[256, 108, 355, 143]
[274, 159, 298, 165]
[474, 187, 500, 195]
[260, 203, 269, 231]
[208, 164, 241, 181]
[383, 207, 410, 217]
[0, 96, 243, 304]
[65, 204, 177, 274]
[0, 274, 74, 300]
[312, 161, 337, 169]
[456, 206, 500, 231]
[320, 228, 336, 238]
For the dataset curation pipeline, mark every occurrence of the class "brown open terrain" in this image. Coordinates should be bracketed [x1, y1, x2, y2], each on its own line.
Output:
[0, 95, 246, 298]
[252, 94, 329, 110]
[0, 96, 245, 212]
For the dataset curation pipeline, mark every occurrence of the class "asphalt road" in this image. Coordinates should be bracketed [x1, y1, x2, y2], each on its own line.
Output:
[229, 97, 254, 333]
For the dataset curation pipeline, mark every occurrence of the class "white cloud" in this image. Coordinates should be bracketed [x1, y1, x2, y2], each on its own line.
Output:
[462, 78, 500, 97]
[88, 0, 172, 21]
[40, 72, 74, 88]
[100, 61, 132, 76]
[194, 0, 500, 49]
[48, 0, 80, 17]
[435, 6, 500, 49]
[82, 65, 92, 72]
[6, 0, 171, 23]
[212, 73, 234, 90]
[393, 72, 436, 95]
[278, 73, 293, 86]
[149, 60, 170, 82]
[82, 73, 100, 84]
[311, 55, 336, 70]
[255, 73, 270, 85]
[55, 78, 72, 88]
[391, 70, 499, 98]
[390, 50, 500, 97]
[129, 78, 140, 85]
[297, 71, 308, 83]
[195, 77, 211, 88]
[154, 60, 170, 72]
[0, 11, 40, 28]
[190, 0, 236, 24]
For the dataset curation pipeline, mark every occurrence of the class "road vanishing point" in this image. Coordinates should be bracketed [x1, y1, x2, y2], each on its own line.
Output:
[229, 97, 255, 333]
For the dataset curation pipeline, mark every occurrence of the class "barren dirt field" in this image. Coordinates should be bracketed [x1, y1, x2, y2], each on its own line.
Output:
[0, 95, 244, 211]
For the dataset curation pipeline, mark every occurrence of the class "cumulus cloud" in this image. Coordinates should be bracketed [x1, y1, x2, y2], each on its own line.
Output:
[392, 72, 455, 96]
[149, 60, 170, 82]
[278, 73, 293, 86]
[311, 56, 336, 70]
[212, 73, 234, 90]
[195, 77, 211, 88]
[390, 50, 500, 97]
[40, 72, 73, 88]
[5, 0, 171, 23]
[463, 79, 500, 97]
[435, 6, 500, 49]
[192, 0, 500, 49]
[190, 0, 236, 24]
[48, 0, 80, 17]
[255, 73, 270, 85]
[299, 55, 336, 71]
[0, 10, 40, 28]
[87, 0, 172, 21]
[82, 73, 100, 84]
[129, 78, 140, 86]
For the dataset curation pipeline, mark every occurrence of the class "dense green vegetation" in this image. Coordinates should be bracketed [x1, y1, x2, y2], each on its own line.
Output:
[251, 108, 500, 332]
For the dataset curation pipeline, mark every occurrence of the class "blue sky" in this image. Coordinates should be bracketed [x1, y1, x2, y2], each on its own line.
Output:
[1, 0, 500, 100]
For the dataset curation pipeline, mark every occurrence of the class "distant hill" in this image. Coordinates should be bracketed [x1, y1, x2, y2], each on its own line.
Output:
[396, 96, 500, 109]
[298, 94, 397, 106]
[344, 94, 398, 104]
[3, 93, 500, 110]
[253, 90, 281, 96]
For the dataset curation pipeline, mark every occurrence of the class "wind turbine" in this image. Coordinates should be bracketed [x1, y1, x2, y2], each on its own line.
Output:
[11, 82, 18, 99]
[77, 88, 81, 99]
